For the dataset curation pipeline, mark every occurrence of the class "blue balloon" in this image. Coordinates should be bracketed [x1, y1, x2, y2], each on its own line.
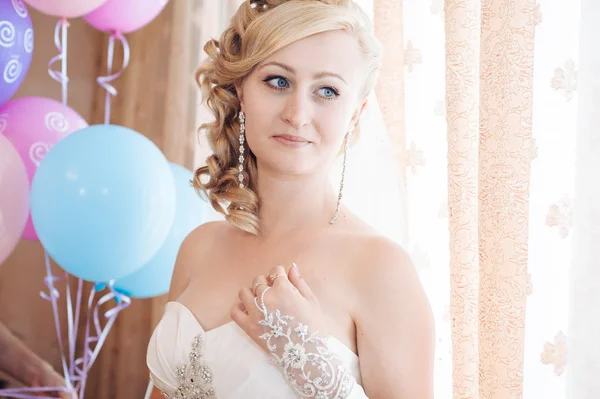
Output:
[30, 124, 176, 282]
[113, 163, 213, 298]
[0, 0, 33, 106]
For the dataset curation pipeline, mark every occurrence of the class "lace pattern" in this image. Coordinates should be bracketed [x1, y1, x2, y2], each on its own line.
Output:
[258, 309, 355, 398]
[162, 334, 217, 399]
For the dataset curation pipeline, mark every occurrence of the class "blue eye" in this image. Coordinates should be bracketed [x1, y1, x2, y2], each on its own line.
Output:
[318, 87, 337, 98]
[317, 87, 339, 100]
[265, 76, 289, 89]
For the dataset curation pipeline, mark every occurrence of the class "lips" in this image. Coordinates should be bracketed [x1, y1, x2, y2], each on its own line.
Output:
[272, 134, 310, 143]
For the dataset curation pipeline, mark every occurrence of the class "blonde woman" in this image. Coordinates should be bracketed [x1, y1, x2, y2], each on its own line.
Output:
[147, 0, 435, 397]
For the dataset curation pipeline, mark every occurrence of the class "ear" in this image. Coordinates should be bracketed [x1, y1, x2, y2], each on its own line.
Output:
[349, 99, 368, 132]
[235, 80, 245, 112]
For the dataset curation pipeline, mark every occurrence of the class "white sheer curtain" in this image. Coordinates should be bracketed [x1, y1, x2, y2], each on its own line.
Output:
[523, 1, 579, 397]
[566, 0, 600, 396]
[400, 0, 599, 397]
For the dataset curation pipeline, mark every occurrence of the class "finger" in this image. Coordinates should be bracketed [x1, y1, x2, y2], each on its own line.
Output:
[251, 275, 269, 296]
[268, 265, 288, 287]
[288, 263, 317, 302]
[256, 283, 270, 298]
[239, 287, 263, 317]
[231, 301, 250, 329]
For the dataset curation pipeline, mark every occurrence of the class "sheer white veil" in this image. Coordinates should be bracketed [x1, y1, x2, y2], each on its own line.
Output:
[329, 93, 409, 248]
[326, 0, 409, 247]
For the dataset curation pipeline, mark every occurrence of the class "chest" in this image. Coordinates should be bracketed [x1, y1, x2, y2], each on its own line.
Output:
[180, 240, 359, 352]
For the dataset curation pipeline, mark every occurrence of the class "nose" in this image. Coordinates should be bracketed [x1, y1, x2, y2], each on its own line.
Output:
[280, 91, 311, 129]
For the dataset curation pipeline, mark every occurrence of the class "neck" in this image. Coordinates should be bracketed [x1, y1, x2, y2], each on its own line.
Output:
[255, 169, 338, 241]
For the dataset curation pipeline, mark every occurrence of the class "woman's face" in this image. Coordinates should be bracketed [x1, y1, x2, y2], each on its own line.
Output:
[237, 30, 367, 179]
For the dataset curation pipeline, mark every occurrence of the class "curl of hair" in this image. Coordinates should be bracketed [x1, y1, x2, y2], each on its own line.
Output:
[192, 0, 382, 235]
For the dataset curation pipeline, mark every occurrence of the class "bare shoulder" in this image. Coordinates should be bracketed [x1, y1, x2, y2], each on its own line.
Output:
[339, 218, 435, 396]
[179, 220, 230, 259]
[336, 211, 414, 285]
[332, 212, 424, 307]
[353, 233, 414, 285]
[167, 220, 230, 301]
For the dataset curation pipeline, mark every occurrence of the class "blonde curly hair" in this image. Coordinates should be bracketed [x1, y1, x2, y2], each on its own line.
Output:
[192, 0, 382, 235]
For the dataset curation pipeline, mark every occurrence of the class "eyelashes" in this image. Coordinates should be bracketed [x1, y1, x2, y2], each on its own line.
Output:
[264, 76, 289, 90]
[262, 75, 340, 101]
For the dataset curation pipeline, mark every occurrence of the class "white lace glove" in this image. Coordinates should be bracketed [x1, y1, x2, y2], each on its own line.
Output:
[258, 301, 360, 398]
[233, 265, 369, 398]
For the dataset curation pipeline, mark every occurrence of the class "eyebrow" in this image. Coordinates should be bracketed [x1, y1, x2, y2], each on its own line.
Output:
[258, 61, 347, 85]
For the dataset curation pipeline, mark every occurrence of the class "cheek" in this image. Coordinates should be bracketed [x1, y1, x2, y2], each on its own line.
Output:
[315, 105, 353, 146]
[243, 118, 262, 154]
[242, 103, 274, 143]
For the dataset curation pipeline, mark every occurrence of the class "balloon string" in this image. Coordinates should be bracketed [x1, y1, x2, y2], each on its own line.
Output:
[0, 265, 130, 399]
[72, 278, 83, 377]
[0, 252, 77, 399]
[74, 287, 95, 399]
[47, 18, 69, 110]
[41, 251, 74, 393]
[66, 277, 83, 380]
[0, 386, 72, 399]
[98, 32, 130, 125]
[70, 282, 130, 399]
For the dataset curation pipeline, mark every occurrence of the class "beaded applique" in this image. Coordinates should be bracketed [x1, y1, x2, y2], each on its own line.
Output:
[162, 334, 217, 399]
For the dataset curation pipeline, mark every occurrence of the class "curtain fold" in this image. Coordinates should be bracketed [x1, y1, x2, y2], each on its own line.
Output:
[476, 0, 535, 397]
[445, 0, 481, 396]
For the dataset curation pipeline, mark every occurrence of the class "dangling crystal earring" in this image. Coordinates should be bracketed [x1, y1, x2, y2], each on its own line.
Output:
[330, 131, 352, 224]
[238, 111, 245, 189]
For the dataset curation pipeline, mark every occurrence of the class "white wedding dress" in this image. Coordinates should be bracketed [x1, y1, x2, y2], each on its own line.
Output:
[146, 301, 365, 398]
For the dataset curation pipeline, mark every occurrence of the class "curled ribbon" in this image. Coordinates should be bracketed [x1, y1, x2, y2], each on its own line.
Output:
[0, 252, 77, 399]
[70, 281, 131, 398]
[41, 251, 74, 395]
[47, 18, 69, 107]
[0, 254, 131, 399]
[0, 386, 75, 399]
[97, 32, 130, 124]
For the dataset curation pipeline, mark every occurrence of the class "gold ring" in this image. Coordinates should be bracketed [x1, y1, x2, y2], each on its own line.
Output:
[253, 282, 268, 296]
[269, 273, 284, 282]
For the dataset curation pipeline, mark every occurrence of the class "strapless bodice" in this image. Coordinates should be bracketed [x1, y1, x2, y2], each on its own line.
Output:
[147, 301, 362, 398]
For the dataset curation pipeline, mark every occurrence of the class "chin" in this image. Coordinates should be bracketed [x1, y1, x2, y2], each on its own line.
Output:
[260, 152, 316, 176]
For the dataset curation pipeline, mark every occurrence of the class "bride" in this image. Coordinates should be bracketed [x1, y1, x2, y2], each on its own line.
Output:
[146, 0, 435, 397]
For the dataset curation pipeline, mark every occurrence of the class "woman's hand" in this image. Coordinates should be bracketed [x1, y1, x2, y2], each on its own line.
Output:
[0, 321, 77, 399]
[231, 264, 358, 398]
[231, 264, 330, 355]
[26, 362, 77, 399]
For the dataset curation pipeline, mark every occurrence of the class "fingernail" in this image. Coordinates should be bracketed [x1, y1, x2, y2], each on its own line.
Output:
[293, 263, 300, 274]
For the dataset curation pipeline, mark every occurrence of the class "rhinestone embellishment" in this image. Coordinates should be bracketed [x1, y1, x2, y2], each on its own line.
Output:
[162, 334, 217, 399]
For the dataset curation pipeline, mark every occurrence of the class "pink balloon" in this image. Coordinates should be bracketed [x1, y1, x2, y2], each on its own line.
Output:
[0, 135, 29, 265]
[24, 0, 108, 18]
[84, 0, 168, 34]
[0, 96, 88, 241]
